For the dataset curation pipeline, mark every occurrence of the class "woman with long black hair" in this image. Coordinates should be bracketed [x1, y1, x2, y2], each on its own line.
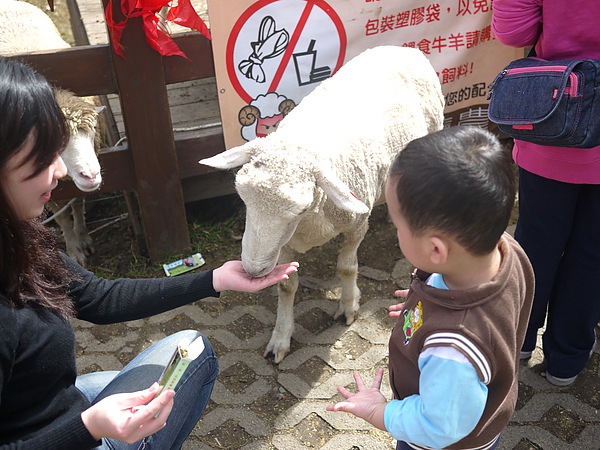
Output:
[0, 57, 297, 449]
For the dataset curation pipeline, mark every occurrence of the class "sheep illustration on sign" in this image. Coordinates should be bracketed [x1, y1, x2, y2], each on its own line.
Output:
[238, 93, 296, 141]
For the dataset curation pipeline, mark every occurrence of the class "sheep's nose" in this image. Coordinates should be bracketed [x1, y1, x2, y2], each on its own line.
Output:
[242, 261, 271, 278]
[80, 171, 100, 182]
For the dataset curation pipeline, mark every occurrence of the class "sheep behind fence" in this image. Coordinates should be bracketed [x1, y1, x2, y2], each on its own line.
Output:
[47, 89, 105, 266]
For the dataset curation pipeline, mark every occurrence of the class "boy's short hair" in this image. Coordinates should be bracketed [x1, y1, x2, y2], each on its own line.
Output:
[389, 126, 516, 256]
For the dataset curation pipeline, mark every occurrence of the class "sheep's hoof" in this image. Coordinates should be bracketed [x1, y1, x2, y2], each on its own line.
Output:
[264, 337, 290, 364]
[264, 347, 288, 364]
[69, 250, 87, 268]
[82, 242, 95, 257]
[333, 307, 357, 325]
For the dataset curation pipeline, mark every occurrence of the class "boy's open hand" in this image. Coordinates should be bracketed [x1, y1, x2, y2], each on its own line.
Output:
[326, 369, 388, 431]
[388, 289, 408, 317]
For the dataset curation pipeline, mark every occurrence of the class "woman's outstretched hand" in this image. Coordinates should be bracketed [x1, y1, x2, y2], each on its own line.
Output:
[81, 383, 174, 443]
[212, 260, 299, 293]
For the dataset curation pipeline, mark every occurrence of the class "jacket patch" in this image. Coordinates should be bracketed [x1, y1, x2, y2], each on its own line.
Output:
[403, 301, 423, 345]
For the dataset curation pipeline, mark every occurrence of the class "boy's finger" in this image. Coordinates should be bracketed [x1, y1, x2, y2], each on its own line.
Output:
[353, 372, 366, 391]
[337, 385, 353, 399]
[328, 400, 355, 413]
[326, 402, 341, 412]
[371, 368, 384, 389]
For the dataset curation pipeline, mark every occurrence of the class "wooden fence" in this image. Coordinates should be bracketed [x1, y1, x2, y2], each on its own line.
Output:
[10, 0, 228, 262]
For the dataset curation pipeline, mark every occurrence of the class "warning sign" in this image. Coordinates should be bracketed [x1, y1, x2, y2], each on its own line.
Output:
[206, 0, 523, 149]
[227, 0, 346, 104]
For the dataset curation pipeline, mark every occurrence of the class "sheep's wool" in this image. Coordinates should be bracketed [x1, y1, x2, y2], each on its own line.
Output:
[201, 45, 445, 362]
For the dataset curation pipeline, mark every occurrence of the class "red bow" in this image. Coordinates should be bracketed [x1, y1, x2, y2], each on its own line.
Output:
[105, 0, 211, 59]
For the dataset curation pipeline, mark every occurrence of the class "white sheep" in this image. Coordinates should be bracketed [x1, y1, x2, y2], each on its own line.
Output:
[0, 0, 70, 53]
[49, 89, 104, 266]
[201, 45, 445, 363]
[0, 0, 104, 267]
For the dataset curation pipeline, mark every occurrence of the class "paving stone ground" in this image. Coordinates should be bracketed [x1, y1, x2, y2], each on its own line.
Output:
[74, 205, 600, 450]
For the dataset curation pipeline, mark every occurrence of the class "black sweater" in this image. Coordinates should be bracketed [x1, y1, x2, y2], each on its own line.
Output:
[0, 256, 218, 449]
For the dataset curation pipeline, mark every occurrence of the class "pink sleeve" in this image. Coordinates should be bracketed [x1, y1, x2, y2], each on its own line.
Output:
[492, 0, 543, 48]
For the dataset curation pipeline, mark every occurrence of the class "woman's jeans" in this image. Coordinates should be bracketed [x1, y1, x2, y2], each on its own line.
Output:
[76, 330, 218, 450]
[516, 168, 600, 378]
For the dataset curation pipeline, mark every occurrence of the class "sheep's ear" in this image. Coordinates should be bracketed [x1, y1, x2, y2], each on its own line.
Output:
[315, 167, 370, 215]
[199, 145, 251, 169]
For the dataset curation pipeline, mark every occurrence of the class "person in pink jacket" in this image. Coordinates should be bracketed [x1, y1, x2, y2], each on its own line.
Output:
[492, 0, 600, 386]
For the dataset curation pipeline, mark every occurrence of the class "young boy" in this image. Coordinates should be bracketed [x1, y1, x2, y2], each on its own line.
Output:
[327, 126, 535, 450]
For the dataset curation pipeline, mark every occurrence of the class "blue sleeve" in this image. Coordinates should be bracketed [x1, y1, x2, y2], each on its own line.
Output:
[383, 351, 488, 448]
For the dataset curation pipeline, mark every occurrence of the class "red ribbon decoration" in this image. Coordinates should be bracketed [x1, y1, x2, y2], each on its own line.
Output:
[105, 0, 211, 59]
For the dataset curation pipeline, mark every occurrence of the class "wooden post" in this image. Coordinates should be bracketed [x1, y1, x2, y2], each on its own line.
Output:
[103, 0, 191, 261]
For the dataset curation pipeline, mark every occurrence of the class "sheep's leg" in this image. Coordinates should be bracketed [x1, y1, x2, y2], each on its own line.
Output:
[333, 221, 369, 325]
[265, 244, 299, 364]
[48, 200, 87, 266]
[71, 197, 94, 259]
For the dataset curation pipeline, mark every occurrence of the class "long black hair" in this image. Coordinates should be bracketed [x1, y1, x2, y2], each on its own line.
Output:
[0, 57, 75, 319]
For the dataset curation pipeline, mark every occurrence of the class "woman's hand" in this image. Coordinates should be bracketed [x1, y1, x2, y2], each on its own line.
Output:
[212, 260, 299, 293]
[81, 383, 174, 444]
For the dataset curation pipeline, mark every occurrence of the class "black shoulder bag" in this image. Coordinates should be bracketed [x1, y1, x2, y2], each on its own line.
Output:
[488, 47, 600, 148]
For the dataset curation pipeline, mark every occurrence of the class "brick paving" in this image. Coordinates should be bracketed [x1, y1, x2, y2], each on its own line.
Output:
[69, 2, 600, 447]
[74, 231, 600, 450]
